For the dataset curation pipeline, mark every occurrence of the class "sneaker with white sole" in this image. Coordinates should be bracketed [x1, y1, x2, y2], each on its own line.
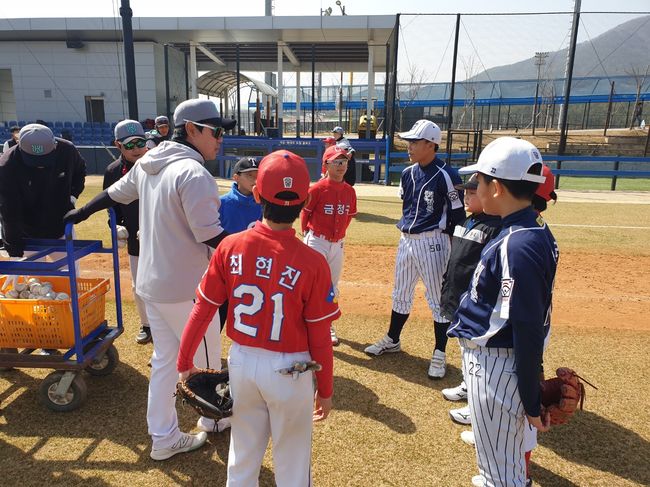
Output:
[427, 349, 446, 379]
[471, 475, 486, 487]
[364, 334, 401, 356]
[449, 405, 472, 425]
[460, 430, 475, 446]
[442, 381, 468, 401]
[196, 416, 232, 433]
[330, 326, 340, 346]
[150, 431, 208, 461]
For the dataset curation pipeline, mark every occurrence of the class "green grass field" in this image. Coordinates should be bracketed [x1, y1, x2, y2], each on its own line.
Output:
[1, 178, 649, 486]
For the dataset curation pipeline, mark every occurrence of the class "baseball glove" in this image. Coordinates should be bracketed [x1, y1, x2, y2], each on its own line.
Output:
[176, 368, 233, 420]
[540, 367, 597, 426]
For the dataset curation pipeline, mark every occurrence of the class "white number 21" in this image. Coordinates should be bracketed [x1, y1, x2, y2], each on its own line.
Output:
[232, 284, 285, 341]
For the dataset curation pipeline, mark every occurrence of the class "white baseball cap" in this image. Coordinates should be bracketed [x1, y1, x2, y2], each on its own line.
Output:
[459, 137, 546, 183]
[398, 119, 442, 144]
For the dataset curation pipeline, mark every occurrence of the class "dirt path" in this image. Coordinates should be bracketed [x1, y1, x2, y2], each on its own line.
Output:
[82, 245, 650, 332]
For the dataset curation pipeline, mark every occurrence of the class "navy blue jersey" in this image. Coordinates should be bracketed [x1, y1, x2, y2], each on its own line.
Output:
[448, 206, 558, 416]
[397, 158, 465, 234]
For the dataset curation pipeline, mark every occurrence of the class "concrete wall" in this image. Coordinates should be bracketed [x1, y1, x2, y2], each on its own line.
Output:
[0, 69, 16, 122]
[0, 40, 185, 123]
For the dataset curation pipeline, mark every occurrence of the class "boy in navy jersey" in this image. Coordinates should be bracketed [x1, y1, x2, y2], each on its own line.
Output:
[447, 137, 558, 487]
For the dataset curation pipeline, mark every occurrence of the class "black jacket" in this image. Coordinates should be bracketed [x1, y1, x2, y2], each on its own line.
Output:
[103, 156, 140, 256]
[0, 140, 86, 256]
[440, 213, 501, 321]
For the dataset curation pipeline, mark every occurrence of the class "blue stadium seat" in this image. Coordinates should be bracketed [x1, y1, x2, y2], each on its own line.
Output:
[18, 121, 26, 127]
[54, 121, 63, 128]
[110, 122, 118, 129]
[100, 122, 110, 129]
[73, 122, 82, 128]
[83, 122, 92, 128]
[9, 121, 17, 127]
[64, 121, 73, 128]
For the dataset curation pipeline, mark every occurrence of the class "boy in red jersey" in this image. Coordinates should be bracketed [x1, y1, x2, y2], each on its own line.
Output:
[177, 150, 339, 487]
[301, 144, 357, 346]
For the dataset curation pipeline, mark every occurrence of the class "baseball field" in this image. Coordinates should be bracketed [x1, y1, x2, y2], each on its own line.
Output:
[1, 176, 649, 486]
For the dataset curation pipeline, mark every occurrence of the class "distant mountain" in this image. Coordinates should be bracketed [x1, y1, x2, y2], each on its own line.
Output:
[471, 15, 650, 82]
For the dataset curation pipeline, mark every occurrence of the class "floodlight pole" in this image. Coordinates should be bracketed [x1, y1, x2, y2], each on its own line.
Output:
[120, 0, 138, 120]
[445, 14, 461, 162]
[532, 52, 548, 136]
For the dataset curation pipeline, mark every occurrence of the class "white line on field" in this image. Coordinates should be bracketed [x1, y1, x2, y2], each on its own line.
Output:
[551, 223, 650, 230]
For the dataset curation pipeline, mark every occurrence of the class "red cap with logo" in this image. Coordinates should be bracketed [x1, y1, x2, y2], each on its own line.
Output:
[322, 145, 351, 164]
[535, 165, 557, 202]
[256, 150, 310, 206]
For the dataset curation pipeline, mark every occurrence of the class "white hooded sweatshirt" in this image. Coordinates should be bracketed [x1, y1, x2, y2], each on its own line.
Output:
[108, 140, 223, 303]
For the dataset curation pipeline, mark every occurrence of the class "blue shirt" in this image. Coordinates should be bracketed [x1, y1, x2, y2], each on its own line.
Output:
[448, 206, 558, 416]
[219, 183, 262, 234]
[397, 157, 465, 234]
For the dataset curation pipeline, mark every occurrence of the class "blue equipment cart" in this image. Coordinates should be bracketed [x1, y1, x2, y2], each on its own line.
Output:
[0, 209, 124, 411]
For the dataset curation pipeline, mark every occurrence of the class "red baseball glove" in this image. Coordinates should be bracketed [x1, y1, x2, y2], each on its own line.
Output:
[540, 367, 596, 426]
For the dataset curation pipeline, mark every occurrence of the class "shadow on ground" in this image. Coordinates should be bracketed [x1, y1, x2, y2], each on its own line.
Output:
[0, 364, 276, 485]
[335, 337, 462, 391]
[540, 409, 650, 486]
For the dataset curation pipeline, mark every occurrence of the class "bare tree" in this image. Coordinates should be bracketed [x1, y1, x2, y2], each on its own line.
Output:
[626, 65, 650, 129]
[457, 55, 480, 130]
[396, 64, 428, 131]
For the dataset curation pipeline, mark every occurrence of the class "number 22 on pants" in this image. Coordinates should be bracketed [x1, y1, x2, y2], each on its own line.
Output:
[232, 284, 284, 341]
[467, 360, 482, 378]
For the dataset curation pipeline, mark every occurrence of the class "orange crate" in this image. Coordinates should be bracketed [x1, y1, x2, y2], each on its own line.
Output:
[0, 276, 110, 349]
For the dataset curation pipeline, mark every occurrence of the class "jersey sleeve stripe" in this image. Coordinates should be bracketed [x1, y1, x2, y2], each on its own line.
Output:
[305, 308, 341, 323]
[197, 285, 222, 306]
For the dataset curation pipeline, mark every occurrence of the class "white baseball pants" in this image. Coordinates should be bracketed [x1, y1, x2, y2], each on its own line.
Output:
[128, 254, 148, 325]
[391, 230, 450, 321]
[303, 231, 344, 295]
[144, 299, 221, 449]
[226, 342, 314, 487]
[461, 339, 527, 487]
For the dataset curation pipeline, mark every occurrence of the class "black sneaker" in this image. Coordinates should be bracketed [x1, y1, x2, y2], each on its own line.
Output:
[135, 325, 152, 344]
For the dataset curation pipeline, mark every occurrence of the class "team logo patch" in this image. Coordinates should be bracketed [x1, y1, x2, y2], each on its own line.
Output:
[448, 190, 459, 201]
[531, 149, 541, 161]
[283, 177, 293, 189]
[501, 278, 514, 298]
[490, 167, 497, 174]
[31, 144, 45, 154]
[127, 123, 137, 134]
[326, 285, 337, 303]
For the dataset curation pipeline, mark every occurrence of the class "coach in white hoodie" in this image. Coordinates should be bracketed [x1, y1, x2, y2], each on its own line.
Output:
[65, 99, 236, 460]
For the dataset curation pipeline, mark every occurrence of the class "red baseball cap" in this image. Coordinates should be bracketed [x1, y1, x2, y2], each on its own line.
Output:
[322, 145, 351, 164]
[535, 165, 557, 202]
[322, 136, 336, 145]
[256, 150, 310, 206]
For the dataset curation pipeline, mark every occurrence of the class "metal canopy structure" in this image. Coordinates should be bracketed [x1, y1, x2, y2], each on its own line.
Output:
[197, 71, 277, 97]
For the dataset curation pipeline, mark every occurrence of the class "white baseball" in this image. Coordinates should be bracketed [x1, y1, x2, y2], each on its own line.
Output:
[38, 284, 52, 296]
[28, 277, 41, 284]
[117, 226, 129, 240]
[19, 290, 31, 299]
[6, 290, 19, 299]
[0, 293, 5, 299]
[29, 283, 42, 294]
[14, 283, 27, 292]
[45, 291, 57, 300]
[56, 292, 70, 300]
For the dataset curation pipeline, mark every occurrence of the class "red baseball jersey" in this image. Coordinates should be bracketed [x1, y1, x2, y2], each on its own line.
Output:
[198, 221, 341, 352]
[301, 178, 357, 241]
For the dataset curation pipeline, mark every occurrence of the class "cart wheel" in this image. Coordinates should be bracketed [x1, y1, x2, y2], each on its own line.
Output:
[0, 348, 18, 372]
[86, 344, 119, 377]
[39, 371, 87, 412]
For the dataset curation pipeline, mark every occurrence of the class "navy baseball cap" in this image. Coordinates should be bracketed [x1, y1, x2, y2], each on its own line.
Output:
[234, 157, 259, 174]
[173, 99, 237, 130]
[114, 120, 146, 143]
[18, 124, 57, 167]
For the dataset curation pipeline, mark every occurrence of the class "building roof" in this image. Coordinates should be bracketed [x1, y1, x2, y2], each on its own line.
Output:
[0, 15, 395, 72]
[198, 71, 277, 97]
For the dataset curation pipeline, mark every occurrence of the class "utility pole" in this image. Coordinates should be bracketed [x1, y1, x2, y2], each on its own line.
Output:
[120, 0, 138, 120]
[532, 51, 548, 136]
[604, 80, 615, 136]
[557, 0, 581, 157]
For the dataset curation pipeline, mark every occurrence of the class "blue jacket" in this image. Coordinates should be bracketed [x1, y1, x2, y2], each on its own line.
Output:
[219, 183, 262, 234]
[448, 206, 558, 417]
[397, 157, 465, 234]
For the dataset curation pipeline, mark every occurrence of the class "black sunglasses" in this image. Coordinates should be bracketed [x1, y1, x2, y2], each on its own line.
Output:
[122, 139, 147, 150]
[185, 120, 224, 139]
